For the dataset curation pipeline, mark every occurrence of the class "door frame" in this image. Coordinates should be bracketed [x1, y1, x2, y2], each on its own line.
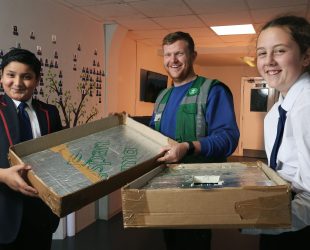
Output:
[239, 77, 277, 158]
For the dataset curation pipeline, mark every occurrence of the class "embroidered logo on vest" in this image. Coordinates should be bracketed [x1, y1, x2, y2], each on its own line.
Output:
[188, 87, 198, 96]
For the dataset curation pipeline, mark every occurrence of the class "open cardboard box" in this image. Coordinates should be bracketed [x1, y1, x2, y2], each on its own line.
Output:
[8, 114, 171, 217]
[122, 161, 291, 229]
[8, 114, 292, 229]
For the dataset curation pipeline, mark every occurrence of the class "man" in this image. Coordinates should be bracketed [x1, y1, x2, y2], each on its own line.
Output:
[0, 48, 62, 250]
[150, 31, 240, 249]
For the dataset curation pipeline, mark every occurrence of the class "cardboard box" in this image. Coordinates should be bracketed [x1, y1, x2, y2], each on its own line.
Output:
[9, 115, 171, 217]
[122, 161, 291, 229]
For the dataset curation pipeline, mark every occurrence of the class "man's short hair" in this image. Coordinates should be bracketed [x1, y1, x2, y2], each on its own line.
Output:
[162, 31, 195, 54]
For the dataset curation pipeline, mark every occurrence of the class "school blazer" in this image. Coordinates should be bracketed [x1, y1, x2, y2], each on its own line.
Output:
[0, 94, 62, 244]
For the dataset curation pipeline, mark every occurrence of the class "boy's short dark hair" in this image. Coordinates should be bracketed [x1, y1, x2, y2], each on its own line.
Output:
[0, 48, 41, 78]
[162, 31, 196, 54]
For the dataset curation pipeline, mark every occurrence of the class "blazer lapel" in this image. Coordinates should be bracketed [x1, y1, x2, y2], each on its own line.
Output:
[2, 95, 20, 145]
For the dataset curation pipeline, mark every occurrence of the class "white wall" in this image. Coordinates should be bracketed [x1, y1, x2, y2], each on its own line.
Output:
[104, 24, 128, 116]
[106, 27, 167, 117]
[0, 0, 105, 126]
[134, 42, 168, 116]
[113, 28, 137, 115]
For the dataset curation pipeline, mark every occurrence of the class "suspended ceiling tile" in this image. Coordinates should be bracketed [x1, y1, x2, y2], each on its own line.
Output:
[117, 17, 163, 30]
[130, 0, 193, 17]
[49, 0, 310, 67]
[63, 0, 128, 6]
[184, 0, 248, 14]
[81, 2, 141, 19]
[153, 15, 205, 29]
[251, 5, 307, 23]
[174, 27, 215, 37]
[199, 11, 253, 26]
[246, 0, 308, 10]
[129, 29, 170, 39]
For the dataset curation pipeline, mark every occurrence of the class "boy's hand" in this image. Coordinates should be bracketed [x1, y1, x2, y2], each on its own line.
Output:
[1, 164, 38, 197]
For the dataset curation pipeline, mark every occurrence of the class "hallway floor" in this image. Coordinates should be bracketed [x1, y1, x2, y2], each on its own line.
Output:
[52, 212, 166, 250]
[52, 212, 259, 250]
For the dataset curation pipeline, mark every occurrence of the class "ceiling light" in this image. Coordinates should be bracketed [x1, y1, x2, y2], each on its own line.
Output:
[241, 56, 256, 67]
[211, 24, 256, 35]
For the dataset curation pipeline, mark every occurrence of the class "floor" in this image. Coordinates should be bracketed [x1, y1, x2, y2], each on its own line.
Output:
[52, 212, 260, 250]
[52, 156, 265, 250]
[52, 213, 166, 250]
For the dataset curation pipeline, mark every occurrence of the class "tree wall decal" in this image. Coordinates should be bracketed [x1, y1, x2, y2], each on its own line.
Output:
[44, 69, 99, 128]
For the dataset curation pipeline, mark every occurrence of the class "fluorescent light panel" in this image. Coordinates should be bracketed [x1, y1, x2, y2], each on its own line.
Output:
[211, 24, 255, 35]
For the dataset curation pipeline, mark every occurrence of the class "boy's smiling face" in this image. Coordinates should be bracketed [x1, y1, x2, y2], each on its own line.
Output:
[0, 61, 39, 101]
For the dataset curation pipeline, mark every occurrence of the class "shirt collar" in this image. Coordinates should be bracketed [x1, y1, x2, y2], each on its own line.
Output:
[278, 72, 310, 112]
[13, 98, 33, 110]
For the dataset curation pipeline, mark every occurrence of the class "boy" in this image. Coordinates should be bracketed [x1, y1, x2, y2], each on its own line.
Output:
[0, 48, 62, 250]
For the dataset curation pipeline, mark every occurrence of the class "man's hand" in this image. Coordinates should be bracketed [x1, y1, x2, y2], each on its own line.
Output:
[157, 142, 190, 163]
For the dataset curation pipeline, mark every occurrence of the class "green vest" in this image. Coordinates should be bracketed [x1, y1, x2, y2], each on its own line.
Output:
[154, 76, 225, 163]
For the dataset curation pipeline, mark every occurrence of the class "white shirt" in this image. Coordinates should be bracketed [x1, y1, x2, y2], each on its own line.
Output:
[264, 72, 310, 193]
[243, 73, 310, 235]
[13, 98, 41, 139]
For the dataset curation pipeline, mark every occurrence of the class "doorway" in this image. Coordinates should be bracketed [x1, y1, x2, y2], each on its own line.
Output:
[240, 77, 279, 158]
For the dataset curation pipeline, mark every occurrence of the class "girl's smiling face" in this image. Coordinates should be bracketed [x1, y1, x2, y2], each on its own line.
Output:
[256, 26, 310, 96]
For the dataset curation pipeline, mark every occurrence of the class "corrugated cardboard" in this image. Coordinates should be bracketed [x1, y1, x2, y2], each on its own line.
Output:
[8, 114, 171, 217]
[122, 161, 291, 229]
